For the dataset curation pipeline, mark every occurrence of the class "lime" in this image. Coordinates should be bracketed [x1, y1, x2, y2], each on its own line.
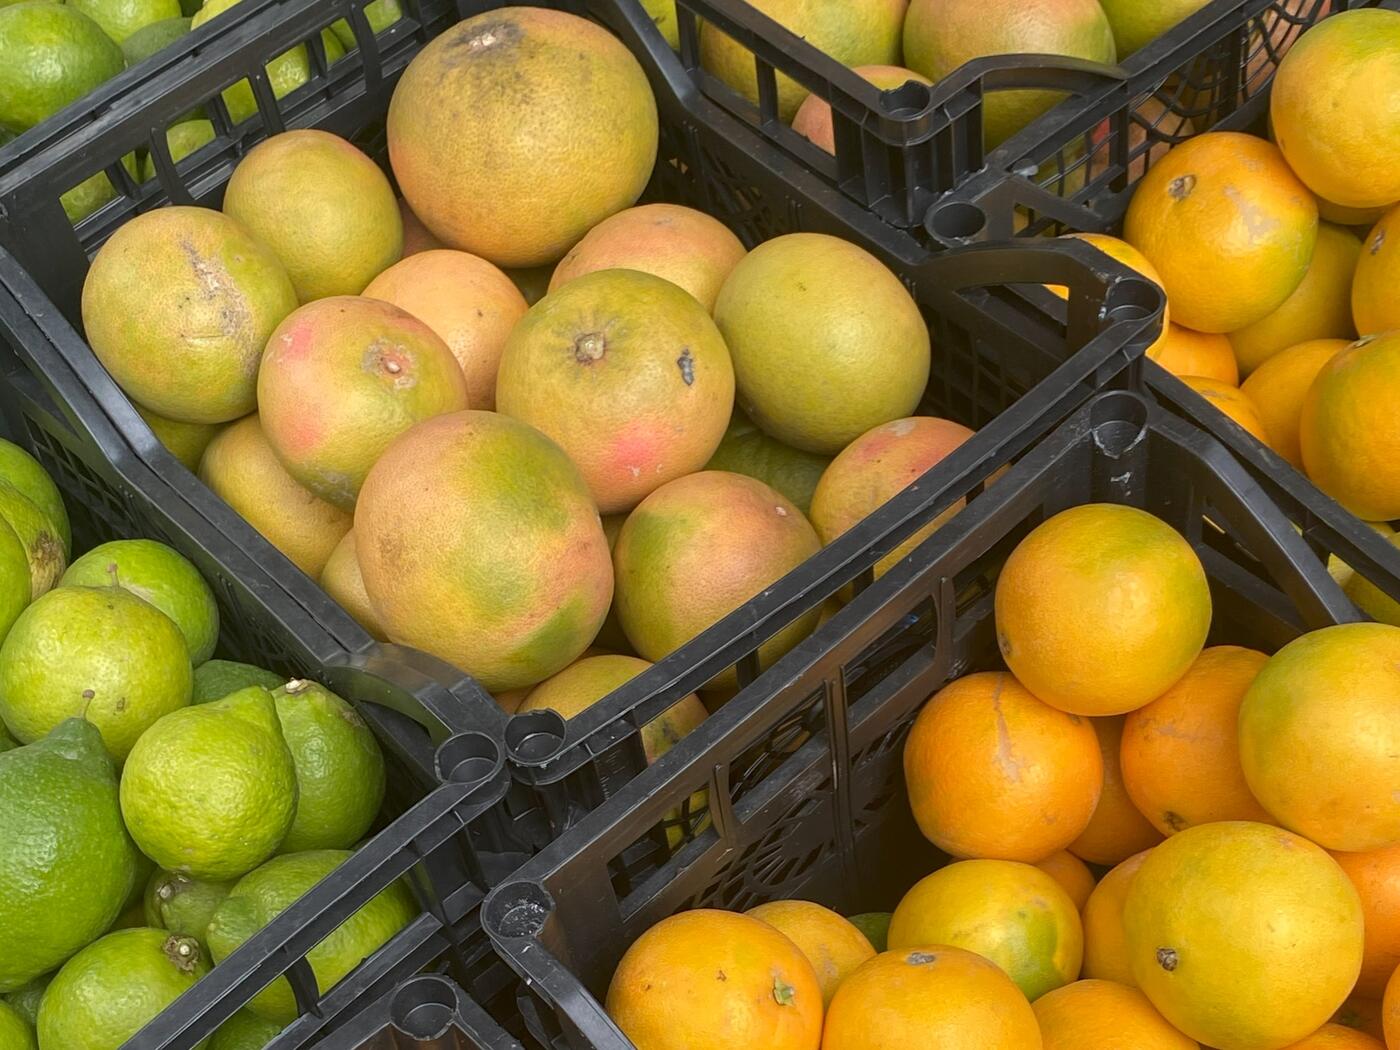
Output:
[0, 720, 140, 991]
[37, 927, 209, 1049]
[120, 686, 297, 880]
[704, 412, 831, 515]
[274, 680, 384, 851]
[847, 912, 892, 952]
[193, 660, 285, 704]
[0, 518, 30, 645]
[60, 153, 138, 224]
[0, 480, 65, 599]
[137, 118, 214, 183]
[71, 0, 179, 43]
[0, 440, 69, 557]
[0, 725, 16, 752]
[143, 869, 233, 939]
[61, 539, 219, 663]
[2, 974, 48, 1026]
[120, 13, 188, 62]
[210, 1009, 283, 1050]
[0, 4, 124, 134]
[0, 1001, 34, 1050]
[0, 585, 192, 759]
[206, 850, 416, 1022]
[329, 0, 401, 49]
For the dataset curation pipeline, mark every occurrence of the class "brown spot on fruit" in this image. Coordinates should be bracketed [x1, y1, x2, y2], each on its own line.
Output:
[1169, 174, 1196, 200]
[574, 332, 606, 363]
[1156, 947, 1179, 972]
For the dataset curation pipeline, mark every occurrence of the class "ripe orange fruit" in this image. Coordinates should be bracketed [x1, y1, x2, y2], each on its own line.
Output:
[747, 900, 875, 1006]
[605, 910, 823, 1050]
[1353, 206, 1400, 336]
[1317, 196, 1389, 228]
[1240, 338, 1349, 469]
[1047, 233, 1171, 359]
[903, 671, 1102, 862]
[1035, 851, 1095, 911]
[1150, 325, 1238, 385]
[1124, 821, 1363, 1050]
[1239, 623, 1400, 852]
[1124, 132, 1318, 333]
[1081, 849, 1152, 987]
[1034, 979, 1199, 1050]
[1333, 847, 1400, 1000]
[792, 65, 931, 155]
[994, 504, 1211, 716]
[1068, 716, 1163, 868]
[822, 947, 1043, 1050]
[1179, 375, 1273, 449]
[1281, 1023, 1387, 1049]
[1120, 645, 1273, 835]
[1384, 965, 1400, 1049]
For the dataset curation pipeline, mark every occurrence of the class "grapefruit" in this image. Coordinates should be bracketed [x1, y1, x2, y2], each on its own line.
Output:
[1035, 850, 1094, 910]
[135, 405, 220, 473]
[387, 8, 658, 266]
[496, 269, 735, 514]
[902, 671, 1103, 862]
[746, 900, 876, 1006]
[82, 206, 298, 424]
[1068, 716, 1163, 867]
[1098, 0, 1208, 57]
[396, 198, 443, 256]
[354, 411, 613, 692]
[1034, 979, 1199, 1050]
[792, 65, 932, 154]
[1150, 326, 1237, 384]
[1353, 206, 1400, 336]
[714, 233, 930, 454]
[319, 530, 385, 640]
[1333, 846, 1400, 999]
[703, 412, 830, 516]
[1081, 849, 1153, 986]
[1180, 375, 1273, 449]
[257, 295, 469, 510]
[362, 249, 528, 410]
[1240, 337, 1348, 469]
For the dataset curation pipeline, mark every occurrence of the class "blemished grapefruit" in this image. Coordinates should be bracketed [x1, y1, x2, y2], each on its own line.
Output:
[319, 530, 385, 641]
[1353, 206, 1400, 336]
[1034, 850, 1095, 911]
[1150, 325, 1237, 385]
[1034, 979, 1199, 1050]
[994, 504, 1211, 716]
[495, 269, 735, 514]
[1068, 716, 1163, 868]
[746, 900, 876, 1006]
[1180, 375, 1272, 449]
[1124, 132, 1318, 333]
[1333, 846, 1400, 1000]
[605, 910, 823, 1050]
[355, 411, 613, 693]
[387, 8, 658, 267]
[1081, 849, 1153, 986]
[792, 65, 932, 155]
[902, 671, 1103, 862]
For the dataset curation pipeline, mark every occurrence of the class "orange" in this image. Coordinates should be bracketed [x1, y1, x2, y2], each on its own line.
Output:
[605, 909, 823, 1050]
[1120, 645, 1273, 835]
[1150, 325, 1237, 385]
[889, 859, 1082, 1001]
[1068, 716, 1163, 867]
[1035, 851, 1094, 911]
[1318, 196, 1390, 228]
[902, 671, 1102, 862]
[1271, 9, 1400, 210]
[1353, 206, 1400, 336]
[822, 947, 1043, 1050]
[1385, 965, 1400, 1049]
[1034, 979, 1199, 1049]
[1240, 623, 1400, 852]
[746, 900, 875, 1006]
[792, 65, 932, 155]
[1124, 821, 1364, 1050]
[1333, 847, 1400, 999]
[1048, 233, 1170, 358]
[1180, 375, 1273, 449]
[1081, 849, 1152, 987]
[1300, 332, 1400, 521]
[1227, 222, 1360, 375]
[1282, 1024, 1387, 1049]
[1123, 132, 1318, 333]
[994, 503, 1211, 716]
[1240, 338, 1349, 468]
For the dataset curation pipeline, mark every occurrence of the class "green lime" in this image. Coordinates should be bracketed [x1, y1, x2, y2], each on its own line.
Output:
[329, 0, 400, 49]
[207, 850, 416, 1023]
[137, 118, 214, 183]
[209, 1009, 282, 1050]
[3, 974, 49, 1026]
[0, 480, 65, 599]
[71, 0, 179, 43]
[273, 680, 384, 852]
[120, 13, 188, 63]
[0, 1001, 34, 1050]
[846, 912, 891, 953]
[37, 927, 209, 1049]
[0, 585, 192, 759]
[61, 539, 219, 664]
[120, 686, 296, 880]
[0, 518, 30, 646]
[106, 895, 149, 931]
[0, 720, 140, 991]
[0, 725, 16, 752]
[143, 869, 233, 940]
[0, 440, 69, 557]
[0, 4, 124, 134]
[60, 153, 138, 224]
[192, 660, 285, 704]
[704, 412, 831, 515]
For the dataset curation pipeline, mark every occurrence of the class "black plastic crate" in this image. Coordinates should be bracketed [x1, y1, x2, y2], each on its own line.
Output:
[332, 973, 525, 1050]
[478, 388, 1400, 1049]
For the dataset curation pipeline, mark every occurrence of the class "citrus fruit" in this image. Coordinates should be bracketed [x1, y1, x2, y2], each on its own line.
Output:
[611, 471, 820, 689]
[1240, 622, 1400, 852]
[2, 976, 48, 1027]
[1271, 9, 1400, 210]
[60, 539, 219, 664]
[354, 411, 613, 692]
[1318, 196, 1390, 227]
[387, 8, 657, 267]
[1048, 234, 1170, 346]
[994, 503, 1211, 716]
[903, 671, 1102, 862]
[59, 156, 139, 225]
[207, 849, 416, 1022]
[396, 198, 442, 256]
[0, 440, 69, 556]
[82, 206, 298, 424]
[0, 3, 124, 133]
[0, 1001, 33, 1050]
[747, 900, 876, 1006]
[1228, 222, 1360, 375]
[1098, 0, 1208, 57]
[120, 686, 297, 880]
[135, 404, 220, 472]
[1240, 338, 1349, 468]
[1353, 206, 1400, 336]
[792, 65, 932, 154]
[1334, 996, 1388, 1042]
[319, 530, 385, 640]
[70, 0, 178, 42]
[1124, 132, 1318, 333]
[714, 232, 929, 454]
[822, 947, 1043, 1050]
[846, 912, 891, 953]
[704, 412, 830, 516]
[273, 679, 384, 851]
[1282, 1024, 1387, 1049]
[1184, 375, 1274, 447]
[1344, 533, 1400, 628]
[199, 415, 352, 578]
[192, 660, 284, 704]
[120, 14, 188, 65]
[362, 249, 527, 410]
[0, 720, 139, 991]
[548, 203, 747, 313]
[138, 119, 214, 184]
[328, 0, 400, 49]
[702, 0, 905, 122]
[1333, 846, 1400, 1000]
[37, 928, 208, 1050]
[257, 295, 468, 510]
[0, 585, 191, 759]
[0, 480, 64, 599]
[1035, 850, 1095, 910]
[606, 909, 823, 1050]
[209, 1010, 284, 1050]
[1082, 849, 1152, 986]
[1035, 979, 1199, 1049]
[496, 269, 735, 514]
[1123, 821, 1363, 1050]
[1385, 966, 1400, 1048]
[1068, 717, 1163, 867]
[1150, 325, 1237, 384]
[1121, 645, 1272, 835]
[0, 521, 31, 646]
[142, 869, 232, 940]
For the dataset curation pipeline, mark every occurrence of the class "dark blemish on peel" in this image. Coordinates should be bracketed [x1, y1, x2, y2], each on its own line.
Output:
[677, 347, 694, 386]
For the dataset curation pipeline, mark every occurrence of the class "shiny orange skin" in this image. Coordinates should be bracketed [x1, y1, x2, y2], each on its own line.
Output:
[903, 671, 1102, 862]
[792, 65, 932, 155]
[1180, 375, 1273, 449]
[1068, 717, 1163, 867]
[1150, 325, 1238, 385]
[746, 900, 876, 1006]
[1280, 1023, 1387, 1049]
[1353, 206, 1400, 336]
[1334, 847, 1400, 999]
[1240, 338, 1349, 469]
[1081, 849, 1152, 987]
[1384, 964, 1400, 1049]
[1034, 979, 1199, 1050]
[1036, 851, 1095, 911]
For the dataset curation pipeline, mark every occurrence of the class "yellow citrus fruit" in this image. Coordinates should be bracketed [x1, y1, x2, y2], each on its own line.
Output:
[746, 900, 876, 1006]
[1082, 849, 1153, 987]
[1240, 338, 1349, 468]
[1034, 979, 1199, 1049]
[1353, 205, 1400, 337]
